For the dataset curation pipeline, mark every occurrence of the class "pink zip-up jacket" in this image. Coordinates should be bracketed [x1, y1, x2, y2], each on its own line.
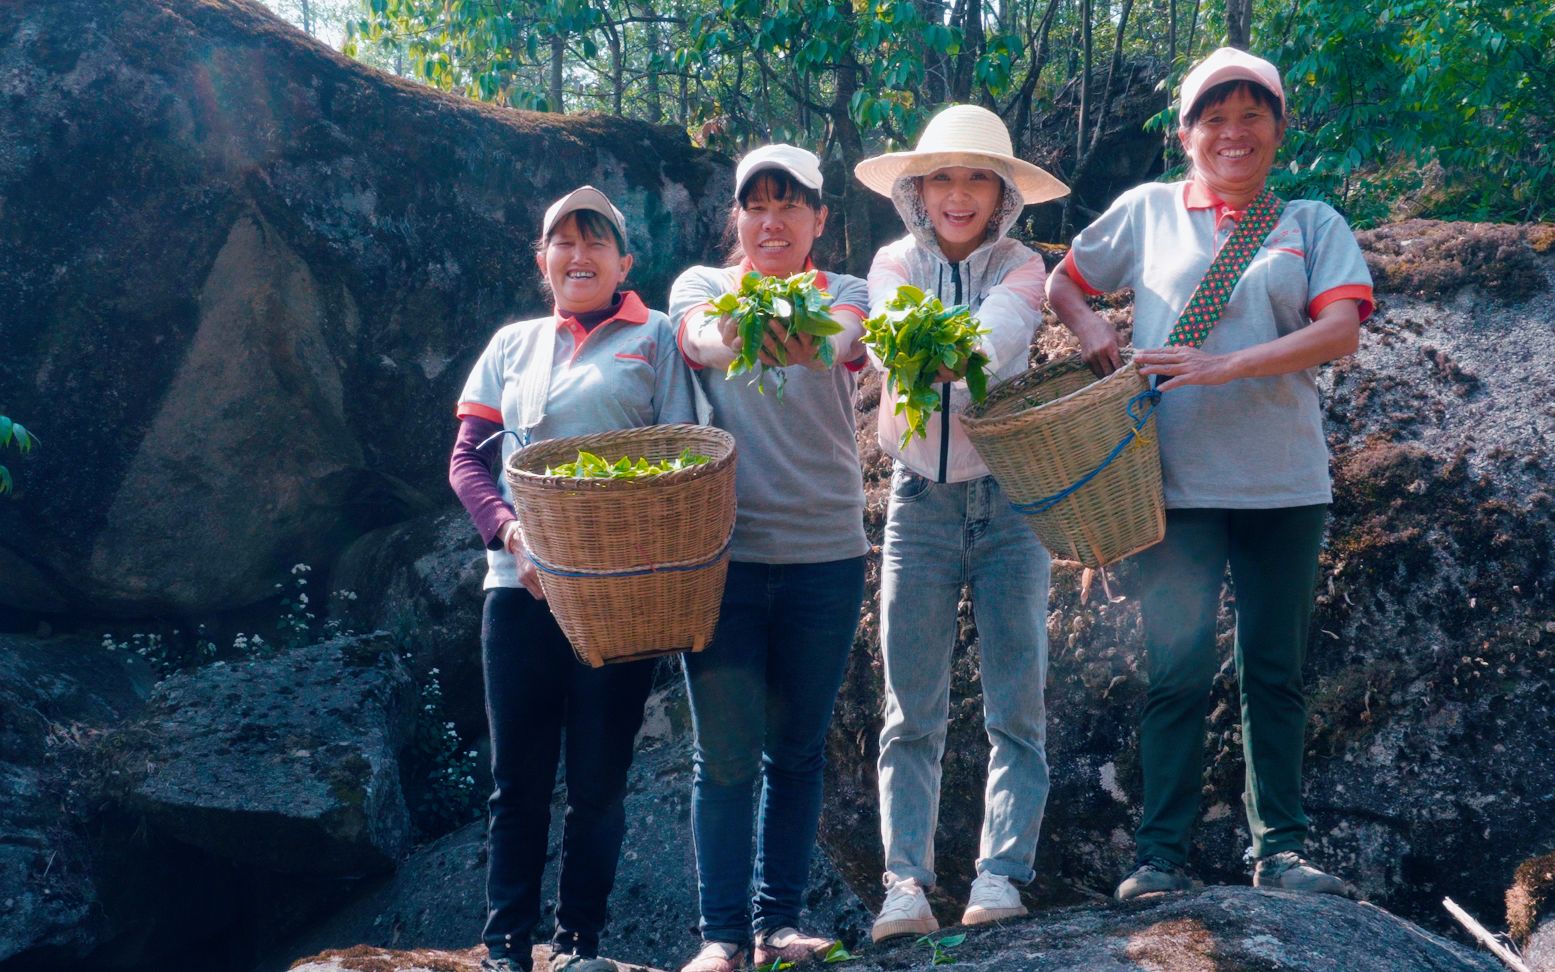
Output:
[867, 174, 1047, 483]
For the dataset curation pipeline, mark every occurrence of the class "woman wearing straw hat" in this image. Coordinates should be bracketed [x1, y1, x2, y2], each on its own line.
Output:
[853, 104, 1071, 942]
[1047, 48, 1374, 901]
[666, 144, 871, 972]
[449, 186, 694, 972]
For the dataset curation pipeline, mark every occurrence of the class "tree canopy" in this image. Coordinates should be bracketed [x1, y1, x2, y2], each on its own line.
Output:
[265, 0, 1551, 227]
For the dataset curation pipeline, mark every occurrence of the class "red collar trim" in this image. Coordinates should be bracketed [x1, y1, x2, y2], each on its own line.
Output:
[1183, 180, 1225, 210]
[735, 257, 826, 289]
[553, 290, 650, 330]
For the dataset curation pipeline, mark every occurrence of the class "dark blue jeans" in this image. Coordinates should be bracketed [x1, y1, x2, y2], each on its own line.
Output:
[481, 587, 657, 968]
[682, 557, 867, 945]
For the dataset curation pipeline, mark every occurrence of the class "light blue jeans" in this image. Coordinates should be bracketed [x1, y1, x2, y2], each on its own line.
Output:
[877, 465, 1052, 888]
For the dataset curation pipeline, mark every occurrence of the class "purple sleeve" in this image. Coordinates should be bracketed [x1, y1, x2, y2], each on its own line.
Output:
[449, 416, 514, 550]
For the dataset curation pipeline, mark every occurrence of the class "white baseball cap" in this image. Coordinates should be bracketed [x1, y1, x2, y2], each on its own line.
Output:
[1179, 47, 1286, 120]
[542, 185, 628, 248]
[734, 144, 824, 199]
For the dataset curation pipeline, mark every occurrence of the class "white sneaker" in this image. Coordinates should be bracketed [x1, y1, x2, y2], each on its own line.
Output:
[871, 875, 939, 943]
[961, 871, 1027, 926]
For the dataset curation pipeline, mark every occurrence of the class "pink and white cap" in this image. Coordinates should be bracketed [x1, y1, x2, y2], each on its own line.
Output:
[1179, 47, 1285, 119]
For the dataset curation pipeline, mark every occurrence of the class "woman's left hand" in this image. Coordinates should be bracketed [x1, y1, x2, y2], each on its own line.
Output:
[1135, 346, 1236, 391]
[760, 319, 828, 370]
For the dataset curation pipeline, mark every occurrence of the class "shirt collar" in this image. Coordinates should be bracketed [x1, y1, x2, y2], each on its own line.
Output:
[553, 290, 649, 330]
[1183, 179, 1252, 228]
[735, 257, 827, 290]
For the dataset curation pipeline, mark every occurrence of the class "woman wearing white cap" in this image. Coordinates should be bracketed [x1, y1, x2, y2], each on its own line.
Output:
[450, 186, 694, 972]
[1047, 48, 1374, 901]
[667, 145, 870, 972]
[853, 104, 1071, 943]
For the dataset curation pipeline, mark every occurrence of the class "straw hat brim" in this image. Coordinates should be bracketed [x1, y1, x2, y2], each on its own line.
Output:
[855, 149, 1069, 205]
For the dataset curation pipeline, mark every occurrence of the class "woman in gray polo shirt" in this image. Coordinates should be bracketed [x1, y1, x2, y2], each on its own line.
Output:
[667, 145, 870, 972]
[450, 186, 694, 972]
[1047, 49, 1374, 902]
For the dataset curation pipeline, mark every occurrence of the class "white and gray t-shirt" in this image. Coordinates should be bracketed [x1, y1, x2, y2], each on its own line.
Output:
[1064, 181, 1374, 509]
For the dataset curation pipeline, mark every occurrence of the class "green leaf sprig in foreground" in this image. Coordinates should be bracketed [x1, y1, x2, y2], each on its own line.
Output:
[546, 449, 711, 479]
[708, 270, 845, 397]
[862, 284, 991, 449]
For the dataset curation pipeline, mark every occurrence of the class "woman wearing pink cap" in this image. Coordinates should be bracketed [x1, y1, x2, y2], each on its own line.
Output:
[1047, 48, 1375, 901]
[450, 186, 694, 972]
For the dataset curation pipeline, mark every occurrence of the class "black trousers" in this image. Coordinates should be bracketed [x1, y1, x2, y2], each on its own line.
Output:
[481, 587, 657, 966]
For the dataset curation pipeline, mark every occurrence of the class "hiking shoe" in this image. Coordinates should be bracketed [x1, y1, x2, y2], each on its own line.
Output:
[548, 953, 616, 972]
[871, 875, 939, 943]
[481, 956, 528, 972]
[1253, 851, 1361, 898]
[1114, 858, 1201, 900]
[961, 871, 1028, 926]
[754, 926, 835, 965]
[678, 941, 745, 972]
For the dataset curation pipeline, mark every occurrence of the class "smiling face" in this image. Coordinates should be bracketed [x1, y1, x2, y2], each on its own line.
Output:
[735, 171, 828, 277]
[919, 166, 1004, 262]
[1178, 84, 1285, 206]
[537, 211, 632, 315]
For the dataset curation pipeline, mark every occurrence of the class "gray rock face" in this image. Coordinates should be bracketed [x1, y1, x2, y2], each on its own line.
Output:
[111, 634, 417, 875]
[0, 0, 731, 618]
[0, 634, 152, 963]
[822, 225, 1555, 934]
[272, 680, 872, 972]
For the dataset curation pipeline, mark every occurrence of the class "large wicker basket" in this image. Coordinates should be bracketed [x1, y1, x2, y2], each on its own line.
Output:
[504, 425, 737, 667]
[959, 355, 1165, 568]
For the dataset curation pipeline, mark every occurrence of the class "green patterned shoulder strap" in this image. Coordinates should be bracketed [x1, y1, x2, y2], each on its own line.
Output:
[1165, 188, 1287, 349]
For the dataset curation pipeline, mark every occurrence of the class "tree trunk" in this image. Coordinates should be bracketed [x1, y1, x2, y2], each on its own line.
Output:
[1226, 0, 1252, 49]
[829, 39, 873, 274]
[549, 35, 564, 113]
[1064, 0, 1136, 236]
[644, 12, 663, 124]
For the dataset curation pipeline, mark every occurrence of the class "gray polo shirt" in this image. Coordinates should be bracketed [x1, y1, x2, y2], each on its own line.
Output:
[456, 291, 695, 587]
[1064, 180, 1374, 509]
[669, 264, 870, 564]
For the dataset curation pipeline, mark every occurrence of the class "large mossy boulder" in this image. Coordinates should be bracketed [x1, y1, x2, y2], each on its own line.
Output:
[0, 0, 730, 619]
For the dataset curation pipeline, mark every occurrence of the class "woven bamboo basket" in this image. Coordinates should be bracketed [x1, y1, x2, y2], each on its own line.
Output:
[504, 425, 737, 667]
[959, 355, 1165, 568]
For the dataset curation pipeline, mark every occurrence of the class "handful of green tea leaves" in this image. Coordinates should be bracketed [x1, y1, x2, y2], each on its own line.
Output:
[708, 269, 845, 396]
[862, 284, 992, 449]
[546, 449, 711, 479]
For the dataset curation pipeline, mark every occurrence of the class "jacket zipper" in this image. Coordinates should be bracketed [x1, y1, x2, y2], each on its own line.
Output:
[938, 261, 963, 483]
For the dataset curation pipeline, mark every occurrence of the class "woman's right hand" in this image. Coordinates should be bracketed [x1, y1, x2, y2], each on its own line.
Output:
[1072, 310, 1123, 377]
[501, 521, 546, 600]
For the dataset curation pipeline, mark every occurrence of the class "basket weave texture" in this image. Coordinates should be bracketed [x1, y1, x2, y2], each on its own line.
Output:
[504, 425, 737, 667]
[959, 355, 1165, 568]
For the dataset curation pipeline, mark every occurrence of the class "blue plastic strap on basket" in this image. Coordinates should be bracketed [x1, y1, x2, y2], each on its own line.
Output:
[526, 531, 735, 579]
[1009, 389, 1161, 517]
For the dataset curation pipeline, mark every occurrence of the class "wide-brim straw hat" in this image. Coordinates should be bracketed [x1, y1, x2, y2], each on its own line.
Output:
[855, 104, 1069, 205]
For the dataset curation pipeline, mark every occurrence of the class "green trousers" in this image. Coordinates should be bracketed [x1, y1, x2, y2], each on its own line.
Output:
[1134, 504, 1327, 865]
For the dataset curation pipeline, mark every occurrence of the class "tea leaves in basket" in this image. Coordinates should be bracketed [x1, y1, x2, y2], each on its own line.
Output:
[546, 448, 711, 479]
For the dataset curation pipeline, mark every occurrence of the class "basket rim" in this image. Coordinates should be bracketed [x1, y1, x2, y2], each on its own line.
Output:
[505, 425, 736, 488]
[962, 352, 1140, 427]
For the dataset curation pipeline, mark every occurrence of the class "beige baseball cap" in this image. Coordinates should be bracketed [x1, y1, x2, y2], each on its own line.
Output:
[735, 144, 825, 198]
[1179, 47, 1286, 119]
[542, 185, 628, 247]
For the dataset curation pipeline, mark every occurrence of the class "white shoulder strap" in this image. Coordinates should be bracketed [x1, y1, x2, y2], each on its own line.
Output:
[514, 317, 559, 443]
